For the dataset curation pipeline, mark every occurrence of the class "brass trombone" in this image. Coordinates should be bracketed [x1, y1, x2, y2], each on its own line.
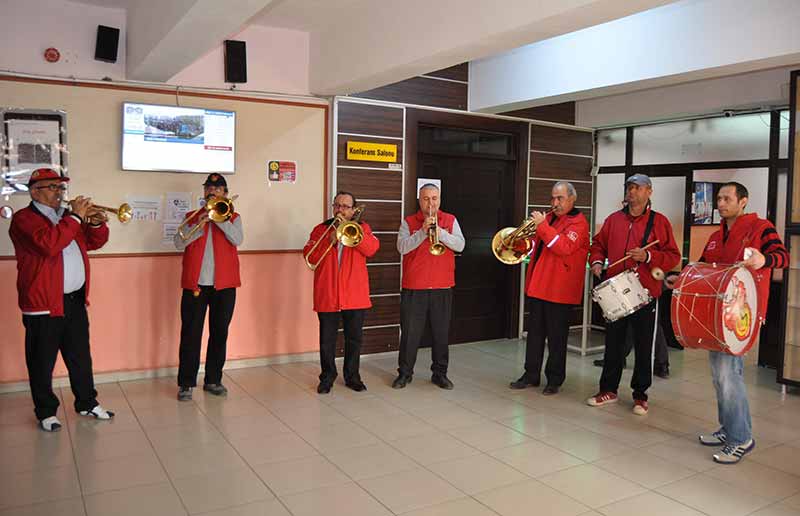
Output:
[177, 195, 237, 241]
[428, 206, 446, 256]
[492, 208, 555, 265]
[304, 206, 365, 271]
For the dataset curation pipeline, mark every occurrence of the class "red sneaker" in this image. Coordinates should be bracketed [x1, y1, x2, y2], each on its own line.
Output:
[586, 392, 618, 407]
[633, 399, 649, 415]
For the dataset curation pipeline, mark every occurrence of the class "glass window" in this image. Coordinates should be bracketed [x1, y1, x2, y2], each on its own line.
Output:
[597, 128, 626, 167]
[418, 126, 513, 157]
[779, 110, 790, 159]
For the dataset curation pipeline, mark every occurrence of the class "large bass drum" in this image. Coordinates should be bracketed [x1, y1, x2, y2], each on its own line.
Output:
[670, 263, 761, 356]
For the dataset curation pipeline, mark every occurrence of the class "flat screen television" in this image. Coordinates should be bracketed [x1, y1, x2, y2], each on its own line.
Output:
[121, 102, 235, 173]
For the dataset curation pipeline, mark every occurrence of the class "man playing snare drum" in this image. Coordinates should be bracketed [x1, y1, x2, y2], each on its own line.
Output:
[670, 182, 786, 464]
[587, 174, 681, 415]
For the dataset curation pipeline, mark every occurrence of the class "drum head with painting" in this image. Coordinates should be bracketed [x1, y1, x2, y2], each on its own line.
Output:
[720, 267, 759, 354]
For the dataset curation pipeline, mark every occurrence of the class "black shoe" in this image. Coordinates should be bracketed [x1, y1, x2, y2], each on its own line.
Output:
[317, 381, 333, 394]
[431, 374, 454, 390]
[542, 385, 559, 395]
[345, 380, 367, 392]
[593, 359, 627, 369]
[654, 366, 670, 379]
[392, 375, 412, 389]
[509, 376, 540, 389]
[203, 383, 228, 396]
[177, 387, 193, 401]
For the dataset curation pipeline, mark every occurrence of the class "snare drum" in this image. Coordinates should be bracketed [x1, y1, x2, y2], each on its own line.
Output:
[670, 263, 761, 355]
[592, 269, 653, 322]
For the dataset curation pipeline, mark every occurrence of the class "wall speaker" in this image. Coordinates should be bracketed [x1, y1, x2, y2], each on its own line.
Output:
[95, 25, 120, 63]
[224, 40, 247, 83]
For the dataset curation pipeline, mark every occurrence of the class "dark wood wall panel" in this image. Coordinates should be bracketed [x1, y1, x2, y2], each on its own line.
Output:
[359, 201, 401, 232]
[364, 295, 401, 327]
[531, 126, 593, 156]
[338, 102, 403, 137]
[500, 102, 576, 126]
[530, 153, 593, 181]
[337, 325, 399, 355]
[337, 135, 404, 169]
[337, 168, 402, 201]
[424, 63, 468, 82]
[368, 265, 401, 295]
[529, 179, 592, 206]
[352, 76, 467, 111]
[369, 233, 400, 263]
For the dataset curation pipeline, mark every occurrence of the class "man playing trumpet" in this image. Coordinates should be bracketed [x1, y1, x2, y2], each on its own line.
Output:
[509, 182, 589, 395]
[9, 168, 115, 431]
[303, 192, 379, 394]
[394, 183, 465, 390]
[174, 173, 243, 401]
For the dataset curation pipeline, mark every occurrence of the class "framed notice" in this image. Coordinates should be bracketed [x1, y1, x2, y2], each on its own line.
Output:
[0, 109, 68, 195]
[267, 160, 297, 183]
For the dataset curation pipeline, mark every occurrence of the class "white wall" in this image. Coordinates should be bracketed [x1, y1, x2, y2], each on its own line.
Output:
[168, 25, 310, 95]
[0, 0, 127, 80]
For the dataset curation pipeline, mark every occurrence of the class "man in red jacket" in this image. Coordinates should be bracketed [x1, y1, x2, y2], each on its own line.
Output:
[174, 174, 243, 401]
[509, 182, 589, 395]
[678, 182, 787, 464]
[393, 183, 465, 390]
[303, 192, 380, 394]
[9, 168, 115, 432]
[587, 174, 681, 415]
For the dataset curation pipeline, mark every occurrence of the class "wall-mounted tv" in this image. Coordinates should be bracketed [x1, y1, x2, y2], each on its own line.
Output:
[122, 102, 235, 173]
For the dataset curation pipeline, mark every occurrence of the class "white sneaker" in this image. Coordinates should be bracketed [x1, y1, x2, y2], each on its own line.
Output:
[79, 405, 115, 420]
[699, 430, 727, 446]
[713, 439, 755, 464]
[39, 416, 62, 432]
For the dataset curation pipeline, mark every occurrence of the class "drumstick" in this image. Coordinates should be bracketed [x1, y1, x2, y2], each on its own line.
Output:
[607, 240, 660, 270]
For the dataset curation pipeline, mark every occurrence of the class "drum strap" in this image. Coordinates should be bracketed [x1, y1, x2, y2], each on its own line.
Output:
[641, 210, 656, 247]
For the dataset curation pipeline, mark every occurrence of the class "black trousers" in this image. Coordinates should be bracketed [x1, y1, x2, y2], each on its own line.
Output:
[318, 309, 365, 383]
[599, 300, 657, 401]
[524, 297, 570, 387]
[398, 288, 452, 377]
[620, 317, 669, 370]
[23, 287, 98, 420]
[178, 286, 236, 388]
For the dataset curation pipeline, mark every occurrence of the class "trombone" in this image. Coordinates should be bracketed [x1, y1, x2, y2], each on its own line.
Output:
[304, 206, 365, 271]
[492, 208, 555, 265]
[177, 195, 237, 241]
[428, 206, 446, 256]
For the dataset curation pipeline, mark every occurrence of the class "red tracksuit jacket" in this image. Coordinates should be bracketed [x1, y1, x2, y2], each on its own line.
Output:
[303, 220, 379, 312]
[589, 206, 681, 299]
[180, 209, 241, 291]
[401, 210, 457, 290]
[525, 208, 589, 305]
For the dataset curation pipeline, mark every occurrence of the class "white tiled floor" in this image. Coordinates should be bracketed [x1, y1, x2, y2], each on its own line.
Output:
[2, 334, 800, 516]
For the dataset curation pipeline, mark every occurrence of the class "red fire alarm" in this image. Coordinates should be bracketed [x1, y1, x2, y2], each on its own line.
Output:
[44, 47, 60, 63]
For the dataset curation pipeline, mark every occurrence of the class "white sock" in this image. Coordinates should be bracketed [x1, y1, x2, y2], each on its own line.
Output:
[80, 405, 115, 420]
[39, 416, 62, 432]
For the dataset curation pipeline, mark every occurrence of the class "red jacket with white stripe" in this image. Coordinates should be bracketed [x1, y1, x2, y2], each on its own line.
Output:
[9, 203, 109, 316]
[401, 210, 457, 290]
[180, 210, 241, 291]
[304, 220, 380, 312]
[525, 209, 589, 305]
[589, 206, 681, 299]
[699, 213, 788, 317]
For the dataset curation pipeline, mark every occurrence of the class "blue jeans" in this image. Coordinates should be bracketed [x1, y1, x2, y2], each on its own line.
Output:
[709, 351, 752, 446]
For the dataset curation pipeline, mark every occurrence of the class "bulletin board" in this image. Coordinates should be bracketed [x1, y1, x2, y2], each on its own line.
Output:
[0, 76, 328, 255]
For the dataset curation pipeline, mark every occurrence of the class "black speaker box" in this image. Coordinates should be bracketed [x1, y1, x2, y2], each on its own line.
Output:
[224, 40, 247, 83]
[95, 25, 120, 63]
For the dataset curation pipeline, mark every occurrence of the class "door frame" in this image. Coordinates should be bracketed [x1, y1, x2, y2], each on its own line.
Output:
[404, 108, 530, 340]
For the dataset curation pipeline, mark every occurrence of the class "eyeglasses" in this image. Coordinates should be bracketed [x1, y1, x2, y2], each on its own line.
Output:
[34, 184, 68, 192]
[332, 203, 353, 210]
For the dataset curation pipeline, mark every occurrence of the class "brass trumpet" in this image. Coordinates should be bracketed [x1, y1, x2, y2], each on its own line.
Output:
[177, 195, 237, 241]
[304, 206, 365, 271]
[62, 199, 133, 224]
[492, 208, 555, 265]
[428, 207, 446, 256]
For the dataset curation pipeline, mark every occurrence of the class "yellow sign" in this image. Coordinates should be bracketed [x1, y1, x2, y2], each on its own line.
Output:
[346, 141, 398, 162]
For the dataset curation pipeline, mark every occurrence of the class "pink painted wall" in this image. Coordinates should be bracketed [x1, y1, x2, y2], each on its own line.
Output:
[0, 252, 318, 384]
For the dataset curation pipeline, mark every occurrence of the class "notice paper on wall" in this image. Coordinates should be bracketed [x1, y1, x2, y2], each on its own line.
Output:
[267, 160, 297, 183]
[126, 194, 162, 222]
[162, 223, 180, 245]
[165, 192, 192, 222]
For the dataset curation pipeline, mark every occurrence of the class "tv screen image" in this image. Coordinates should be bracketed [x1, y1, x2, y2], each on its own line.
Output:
[122, 102, 235, 173]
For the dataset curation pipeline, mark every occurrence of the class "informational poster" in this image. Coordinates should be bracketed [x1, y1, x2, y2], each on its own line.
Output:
[267, 160, 297, 183]
[126, 194, 162, 222]
[5, 119, 62, 179]
[416, 178, 442, 198]
[162, 223, 180, 244]
[165, 192, 192, 222]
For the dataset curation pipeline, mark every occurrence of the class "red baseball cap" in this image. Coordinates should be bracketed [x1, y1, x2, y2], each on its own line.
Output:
[28, 168, 70, 187]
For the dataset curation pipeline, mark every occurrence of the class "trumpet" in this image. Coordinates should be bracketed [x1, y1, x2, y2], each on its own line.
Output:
[61, 198, 133, 224]
[428, 207, 446, 256]
[492, 208, 555, 265]
[177, 195, 237, 241]
[304, 206, 365, 271]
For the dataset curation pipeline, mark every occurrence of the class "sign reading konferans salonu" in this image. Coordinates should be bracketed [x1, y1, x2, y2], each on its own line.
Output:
[346, 141, 398, 163]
